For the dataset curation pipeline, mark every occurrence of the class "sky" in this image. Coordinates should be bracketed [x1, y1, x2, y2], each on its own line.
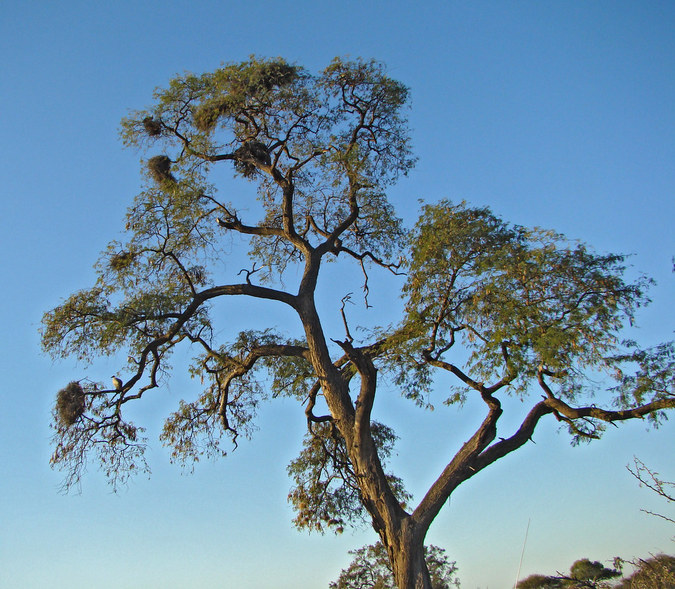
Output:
[1, 1, 674, 588]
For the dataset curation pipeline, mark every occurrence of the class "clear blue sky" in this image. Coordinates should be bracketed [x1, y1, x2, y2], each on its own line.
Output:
[1, 2, 673, 588]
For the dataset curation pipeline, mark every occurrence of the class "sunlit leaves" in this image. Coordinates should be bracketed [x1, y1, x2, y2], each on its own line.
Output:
[50, 379, 148, 492]
[41, 287, 129, 363]
[615, 554, 675, 589]
[287, 421, 410, 534]
[518, 558, 621, 589]
[160, 388, 228, 467]
[609, 341, 675, 423]
[330, 542, 459, 589]
[321, 57, 416, 183]
[120, 56, 413, 283]
[160, 330, 313, 466]
[395, 200, 652, 402]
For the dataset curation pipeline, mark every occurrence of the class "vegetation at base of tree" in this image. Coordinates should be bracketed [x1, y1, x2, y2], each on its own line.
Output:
[41, 56, 675, 589]
[330, 542, 459, 589]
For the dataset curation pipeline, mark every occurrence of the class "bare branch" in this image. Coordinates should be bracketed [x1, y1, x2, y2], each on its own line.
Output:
[340, 293, 355, 344]
[627, 456, 675, 503]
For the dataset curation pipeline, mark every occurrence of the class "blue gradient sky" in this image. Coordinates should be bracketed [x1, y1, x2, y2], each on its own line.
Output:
[1, 2, 673, 588]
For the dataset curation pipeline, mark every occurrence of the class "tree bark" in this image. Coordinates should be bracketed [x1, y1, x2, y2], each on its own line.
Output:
[296, 290, 433, 589]
[387, 518, 433, 589]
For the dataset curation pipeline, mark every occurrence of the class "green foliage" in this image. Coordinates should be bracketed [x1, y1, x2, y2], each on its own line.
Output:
[609, 342, 675, 422]
[386, 200, 653, 413]
[518, 558, 621, 589]
[615, 554, 675, 589]
[568, 559, 621, 586]
[50, 379, 148, 491]
[160, 329, 306, 464]
[517, 574, 564, 589]
[120, 55, 413, 281]
[190, 58, 300, 133]
[329, 542, 459, 589]
[288, 421, 410, 534]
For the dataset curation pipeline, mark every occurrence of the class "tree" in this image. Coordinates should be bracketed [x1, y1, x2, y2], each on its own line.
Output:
[615, 554, 675, 589]
[517, 558, 621, 589]
[517, 575, 565, 589]
[330, 542, 459, 589]
[41, 57, 675, 589]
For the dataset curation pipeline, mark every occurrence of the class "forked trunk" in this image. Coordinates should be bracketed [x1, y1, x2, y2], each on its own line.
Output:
[297, 297, 433, 589]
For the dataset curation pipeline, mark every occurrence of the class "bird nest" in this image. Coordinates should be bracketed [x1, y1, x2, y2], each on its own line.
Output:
[109, 250, 136, 272]
[147, 155, 175, 184]
[234, 141, 271, 178]
[236, 141, 271, 164]
[142, 116, 162, 137]
[56, 382, 86, 427]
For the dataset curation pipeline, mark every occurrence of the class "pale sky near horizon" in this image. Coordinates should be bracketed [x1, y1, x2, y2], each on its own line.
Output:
[1, 2, 674, 588]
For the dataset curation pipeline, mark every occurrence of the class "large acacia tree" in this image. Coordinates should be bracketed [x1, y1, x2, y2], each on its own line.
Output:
[42, 57, 675, 589]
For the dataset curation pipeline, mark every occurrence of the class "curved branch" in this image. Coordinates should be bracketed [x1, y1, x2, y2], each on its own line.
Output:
[217, 343, 311, 427]
[413, 393, 504, 531]
[216, 215, 286, 238]
[537, 369, 675, 426]
[423, 353, 515, 396]
[305, 382, 333, 425]
[116, 282, 298, 404]
[545, 395, 675, 424]
[473, 401, 553, 472]
[199, 283, 298, 308]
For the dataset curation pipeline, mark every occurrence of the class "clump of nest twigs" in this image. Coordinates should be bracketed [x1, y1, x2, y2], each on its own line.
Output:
[193, 99, 230, 132]
[55, 381, 86, 427]
[109, 250, 136, 272]
[147, 155, 175, 185]
[142, 116, 163, 137]
[234, 141, 271, 177]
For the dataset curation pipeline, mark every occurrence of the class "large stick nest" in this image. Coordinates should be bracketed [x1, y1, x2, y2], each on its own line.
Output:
[142, 116, 163, 137]
[55, 381, 86, 427]
[147, 155, 175, 185]
[234, 141, 271, 177]
[109, 250, 137, 272]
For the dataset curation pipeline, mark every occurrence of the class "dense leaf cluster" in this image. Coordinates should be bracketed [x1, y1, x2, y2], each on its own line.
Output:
[390, 200, 651, 404]
[287, 421, 411, 534]
[517, 558, 620, 588]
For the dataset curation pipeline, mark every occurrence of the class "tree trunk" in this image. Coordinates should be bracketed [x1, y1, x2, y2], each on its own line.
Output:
[296, 294, 433, 589]
[386, 519, 433, 589]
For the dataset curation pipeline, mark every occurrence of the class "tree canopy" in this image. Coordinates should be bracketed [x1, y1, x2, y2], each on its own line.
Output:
[517, 558, 621, 589]
[615, 554, 675, 589]
[518, 555, 675, 589]
[41, 56, 675, 589]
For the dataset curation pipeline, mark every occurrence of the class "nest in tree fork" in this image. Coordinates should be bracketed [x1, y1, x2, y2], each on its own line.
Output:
[236, 141, 271, 165]
[147, 155, 175, 184]
[234, 141, 271, 177]
[56, 382, 85, 427]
